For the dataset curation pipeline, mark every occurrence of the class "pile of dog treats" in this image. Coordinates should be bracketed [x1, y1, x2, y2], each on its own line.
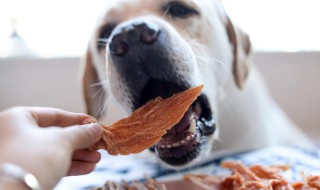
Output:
[94, 161, 320, 190]
[184, 161, 320, 190]
[93, 177, 167, 190]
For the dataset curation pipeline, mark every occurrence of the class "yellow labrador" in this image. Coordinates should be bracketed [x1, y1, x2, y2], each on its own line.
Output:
[81, 0, 313, 169]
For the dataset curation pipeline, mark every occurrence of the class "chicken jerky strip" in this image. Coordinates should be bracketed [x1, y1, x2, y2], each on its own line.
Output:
[91, 85, 204, 155]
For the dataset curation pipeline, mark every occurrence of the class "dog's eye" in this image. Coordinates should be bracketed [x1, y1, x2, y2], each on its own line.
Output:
[97, 24, 116, 49]
[165, 2, 199, 18]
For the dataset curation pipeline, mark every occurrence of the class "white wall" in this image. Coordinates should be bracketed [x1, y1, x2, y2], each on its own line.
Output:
[0, 52, 319, 144]
[254, 52, 320, 145]
[0, 57, 85, 112]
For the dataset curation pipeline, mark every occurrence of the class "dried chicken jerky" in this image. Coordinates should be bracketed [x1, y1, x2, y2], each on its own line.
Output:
[184, 174, 222, 190]
[185, 161, 320, 190]
[292, 175, 320, 190]
[92, 177, 167, 190]
[91, 85, 204, 155]
[307, 175, 320, 189]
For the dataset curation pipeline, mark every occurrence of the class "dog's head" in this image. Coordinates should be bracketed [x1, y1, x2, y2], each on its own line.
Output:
[81, 0, 252, 169]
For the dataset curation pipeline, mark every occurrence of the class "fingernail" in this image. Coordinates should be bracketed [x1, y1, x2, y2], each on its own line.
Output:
[93, 164, 97, 171]
[82, 117, 97, 124]
[88, 123, 103, 137]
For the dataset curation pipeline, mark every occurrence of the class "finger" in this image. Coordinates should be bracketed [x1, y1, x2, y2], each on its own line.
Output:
[68, 161, 96, 176]
[72, 149, 101, 164]
[26, 107, 97, 127]
[62, 123, 103, 150]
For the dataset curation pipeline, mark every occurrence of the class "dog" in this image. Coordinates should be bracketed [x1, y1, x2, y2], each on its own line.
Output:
[81, 0, 314, 169]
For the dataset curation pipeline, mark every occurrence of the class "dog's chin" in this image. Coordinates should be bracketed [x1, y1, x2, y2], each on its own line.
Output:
[151, 115, 214, 168]
[154, 142, 204, 170]
[153, 128, 204, 167]
[132, 79, 216, 168]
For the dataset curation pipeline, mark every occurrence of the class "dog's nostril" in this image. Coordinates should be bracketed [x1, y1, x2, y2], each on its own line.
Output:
[136, 22, 160, 44]
[109, 22, 160, 56]
[109, 34, 129, 56]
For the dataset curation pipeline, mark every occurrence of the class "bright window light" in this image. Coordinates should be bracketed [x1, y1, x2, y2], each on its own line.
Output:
[222, 0, 320, 52]
[0, 0, 107, 58]
[0, 0, 319, 58]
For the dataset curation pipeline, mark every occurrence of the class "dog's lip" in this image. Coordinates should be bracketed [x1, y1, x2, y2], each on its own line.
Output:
[155, 143, 201, 166]
[154, 124, 203, 166]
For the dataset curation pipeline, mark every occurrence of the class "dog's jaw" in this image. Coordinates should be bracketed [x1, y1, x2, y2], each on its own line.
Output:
[151, 93, 216, 167]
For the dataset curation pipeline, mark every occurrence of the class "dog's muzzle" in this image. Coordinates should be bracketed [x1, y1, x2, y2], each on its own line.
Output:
[107, 20, 216, 167]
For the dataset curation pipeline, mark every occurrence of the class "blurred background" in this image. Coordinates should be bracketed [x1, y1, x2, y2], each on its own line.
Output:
[0, 0, 319, 145]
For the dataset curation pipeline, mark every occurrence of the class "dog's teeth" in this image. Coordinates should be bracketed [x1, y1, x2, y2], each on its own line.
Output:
[160, 145, 166, 149]
[194, 102, 202, 115]
[180, 140, 186, 144]
[166, 145, 172, 149]
[188, 119, 196, 134]
[173, 143, 180, 147]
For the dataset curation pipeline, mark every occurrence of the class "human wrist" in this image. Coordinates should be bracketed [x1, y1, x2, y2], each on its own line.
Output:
[0, 175, 30, 190]
[0, 163, 42, 190]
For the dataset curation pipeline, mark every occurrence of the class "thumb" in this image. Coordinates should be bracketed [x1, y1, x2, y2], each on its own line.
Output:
[62, 123, 103, 150]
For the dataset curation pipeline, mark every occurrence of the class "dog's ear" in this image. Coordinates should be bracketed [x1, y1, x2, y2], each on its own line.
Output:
[226, 18, 252, 89]
[80, 49, 107, 119]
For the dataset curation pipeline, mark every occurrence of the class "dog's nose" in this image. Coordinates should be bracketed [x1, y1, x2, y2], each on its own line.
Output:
[109, 22, 160, 56]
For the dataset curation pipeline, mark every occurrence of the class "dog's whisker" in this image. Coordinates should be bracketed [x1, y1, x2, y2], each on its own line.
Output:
[93, 87, 108, 120]
[209, 57, 232, 77]
[89, 80, 109, 118]
[207, 56, 231, 73]
[215, 61, 235, 86]
[162, 5, 171, 19]
[97, 38, 111, 46]
[195, 55, 231, 81]
[97, 92, 107, 121]
[97, 44, 107, 48]
[92, 87, 104, 99]
[90, 81, 108, 87]
[189, 39, 233, 85]
[195, 55, 233, 89]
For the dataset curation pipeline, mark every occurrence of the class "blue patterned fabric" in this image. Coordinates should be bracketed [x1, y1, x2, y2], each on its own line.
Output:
[54, 146, 320, 190]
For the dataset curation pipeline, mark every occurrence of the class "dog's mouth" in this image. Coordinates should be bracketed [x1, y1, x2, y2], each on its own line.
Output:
[134, 79, 216, 167]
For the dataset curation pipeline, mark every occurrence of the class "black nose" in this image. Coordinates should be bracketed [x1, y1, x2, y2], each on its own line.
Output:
[109, 22, 160, 56]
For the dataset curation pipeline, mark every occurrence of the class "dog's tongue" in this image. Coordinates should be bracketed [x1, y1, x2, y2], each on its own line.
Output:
[164, 106, 193, 137]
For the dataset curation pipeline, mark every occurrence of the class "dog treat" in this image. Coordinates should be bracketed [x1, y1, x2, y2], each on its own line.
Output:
[93, 178, 167, 190]
[92, 161, 320, 190]
[184, 161, 320, 190]
[91, 85, 204, 155]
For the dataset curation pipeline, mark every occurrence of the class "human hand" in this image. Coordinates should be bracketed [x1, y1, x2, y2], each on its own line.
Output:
[0, 107, 103, 190]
